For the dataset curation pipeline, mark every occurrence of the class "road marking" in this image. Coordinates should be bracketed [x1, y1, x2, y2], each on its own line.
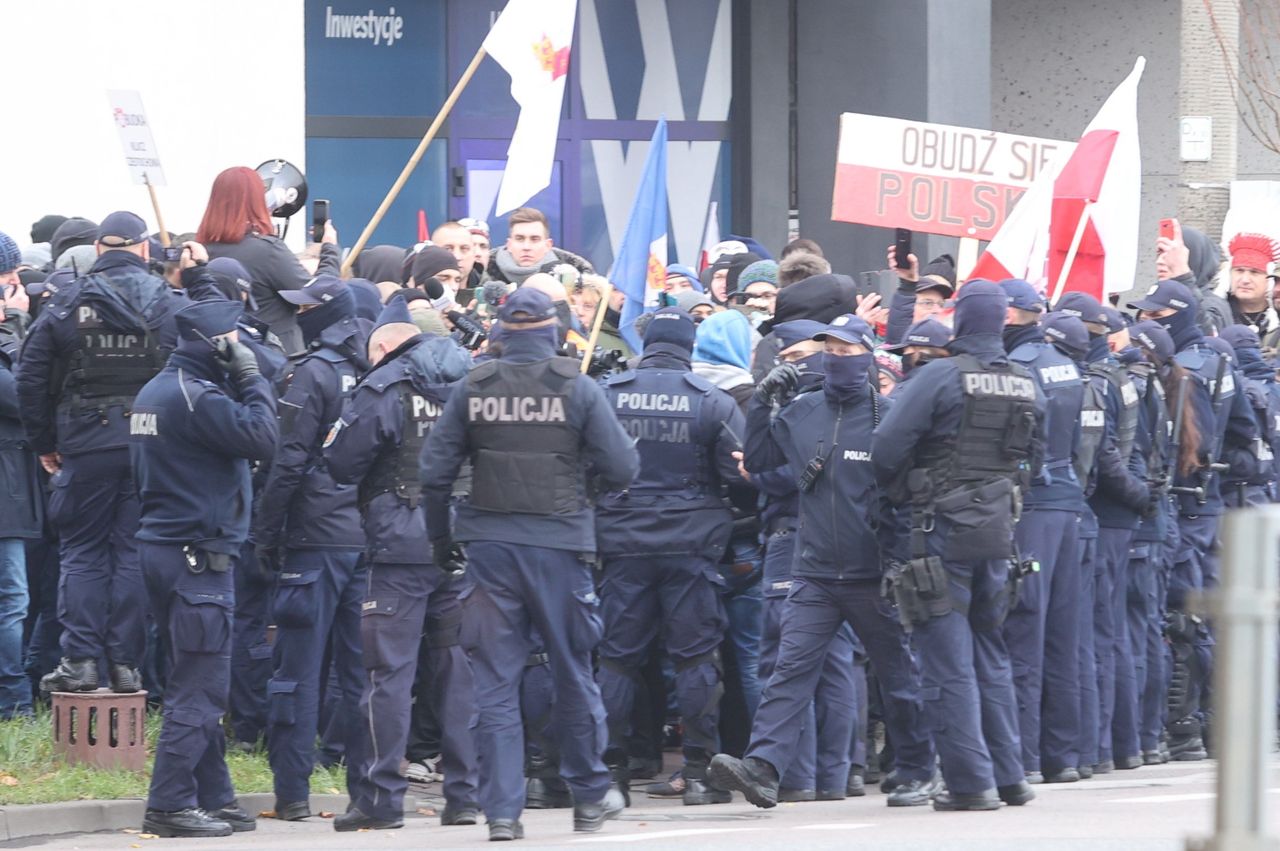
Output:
[1108, 787, 1280, 804]
[795, 823, 875, 831]
[573, 827, 757, 843]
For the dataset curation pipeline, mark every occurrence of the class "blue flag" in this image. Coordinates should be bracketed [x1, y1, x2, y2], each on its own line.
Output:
[608, 118, 668, 352]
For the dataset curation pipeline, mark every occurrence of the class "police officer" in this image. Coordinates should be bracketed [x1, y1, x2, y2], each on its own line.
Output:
[592, 309, 745, 805]
[750, 319, 862, 799]
[253, 275, 368, 819]
[324, 296, 480, 830]
[871, 281, 1044, 810]
[1057, 293, 1151, 775]
[420, 288, 639, 840]
[711, 315, 940, 810]
[130, 299, 278, 837]
[997, 283, 1088, 784]
[18, 211, 188, 695]
[882, 318, 952, 385]
[1216, 326, 1278, 507]
[1129, 280, 1257, 760]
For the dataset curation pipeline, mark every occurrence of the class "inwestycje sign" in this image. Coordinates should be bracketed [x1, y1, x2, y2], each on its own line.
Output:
[107, 89, 165, 186]
[831, 113, 1075, 241]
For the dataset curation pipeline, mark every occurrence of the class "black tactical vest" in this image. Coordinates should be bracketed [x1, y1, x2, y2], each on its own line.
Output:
[65, 281, 166, 411]
[1088, 360, 1140, 462]
[1074, 378, 1107, 486]
[465, 357, 585, 515]
[361, 384, 446, 510]
[605, 369, 713, 496]
[916, 354, 1038, 491]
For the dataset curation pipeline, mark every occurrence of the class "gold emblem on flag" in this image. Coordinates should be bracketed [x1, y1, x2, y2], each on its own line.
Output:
[532, 34, 570, 81]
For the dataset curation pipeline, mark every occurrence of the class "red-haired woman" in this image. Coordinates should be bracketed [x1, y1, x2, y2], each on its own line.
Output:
[197, 167, 340, 354]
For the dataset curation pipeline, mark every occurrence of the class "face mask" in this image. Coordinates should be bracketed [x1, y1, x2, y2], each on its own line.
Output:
[1002, 324, 1029, 350]
[791, 352, 825, 388]
[505, 324, 560, 351]
[822, 352, 872, 400]
[902, 352, 938, 375]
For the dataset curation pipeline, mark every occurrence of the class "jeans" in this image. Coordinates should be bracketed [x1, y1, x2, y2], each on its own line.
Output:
[719, 538, 764, 718]
[0, 539, 32, 718]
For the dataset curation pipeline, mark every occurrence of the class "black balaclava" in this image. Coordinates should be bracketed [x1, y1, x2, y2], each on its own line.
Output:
[297, 288, 356, 346]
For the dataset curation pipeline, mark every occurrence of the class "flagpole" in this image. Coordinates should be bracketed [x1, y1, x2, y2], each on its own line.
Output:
[341, 46, 488, 276]
[580, 281, 615, 374]
[143, 175, 170, 247]
[1049, 203, 1093, 306]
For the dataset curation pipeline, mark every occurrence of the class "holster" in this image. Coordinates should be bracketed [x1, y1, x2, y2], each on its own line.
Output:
[886, 556, 955, 631]
[183, 545, 231, 574]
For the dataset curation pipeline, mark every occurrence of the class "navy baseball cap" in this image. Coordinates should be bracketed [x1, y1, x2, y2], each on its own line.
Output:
[773, 319, 828, 349]
[1101, 306, 1128, 333]
[206, 257, 258, 311]
[999, 279, 1044, 313]
[883, 318, 952, 352]
[498, 286, 557, 324]
[372, 294, 415, 333]
[1054, 291, 1108, 325]
[1042, 310, 1089, 359]
[176, 299, 242, 342]
[1126, 280, 1195, 313]
[1130, 320, 1176, 365]
[812, 314, 875, 349]
[97, 211, 149, 247]
[279, 274, 349, 306]
[643, 307, 697, 351]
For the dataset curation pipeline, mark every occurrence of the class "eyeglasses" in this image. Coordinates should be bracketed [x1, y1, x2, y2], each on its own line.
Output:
[916, 298, 946, 310]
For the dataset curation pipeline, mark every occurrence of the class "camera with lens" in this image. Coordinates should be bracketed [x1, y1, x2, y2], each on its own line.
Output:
[586, 347, 626, 377]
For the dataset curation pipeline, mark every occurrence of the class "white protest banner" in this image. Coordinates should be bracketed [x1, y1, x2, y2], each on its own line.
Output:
[107, 89, 166, 186]
[831, 113, 1074, 241]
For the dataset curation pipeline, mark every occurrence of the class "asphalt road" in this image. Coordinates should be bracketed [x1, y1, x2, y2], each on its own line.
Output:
[6, 758, 1279, 850]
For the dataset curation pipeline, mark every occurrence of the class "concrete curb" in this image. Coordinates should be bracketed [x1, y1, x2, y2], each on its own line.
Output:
[0, 790, 434, 841]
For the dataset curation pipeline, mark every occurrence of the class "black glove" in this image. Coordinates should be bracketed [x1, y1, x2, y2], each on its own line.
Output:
[254, 542, 281, 575]
[754, 362, 800, 407]
[217, 338, 260, 383]
[432, 539, 467, 578]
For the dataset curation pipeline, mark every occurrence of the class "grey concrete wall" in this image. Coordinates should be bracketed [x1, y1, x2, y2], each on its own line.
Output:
[991, 0, 1178, 295]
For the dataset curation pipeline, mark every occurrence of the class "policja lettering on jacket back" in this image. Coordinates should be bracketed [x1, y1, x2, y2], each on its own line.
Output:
[468, 395, 567, 423]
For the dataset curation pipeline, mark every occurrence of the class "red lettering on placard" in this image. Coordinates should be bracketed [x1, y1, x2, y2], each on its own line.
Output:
[831, 165, 1027, 240]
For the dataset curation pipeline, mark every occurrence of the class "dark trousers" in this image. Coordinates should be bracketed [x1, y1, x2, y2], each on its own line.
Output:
[1077, 535, 1099, 767]
[1094, 526, 1135, 763]
[597, 555, 726, 763]
[347, 563, 478, 820]
[229, 541, 271, 745]
[140, 542, 235, 812]
[52, 450, 144, 665]
[1116, 542, 1156, 759]
[1005, 508, 1081, 774]
[266, 549, 364, 804]
[460, 542, 609, 822]
[747, 576, 933, 785]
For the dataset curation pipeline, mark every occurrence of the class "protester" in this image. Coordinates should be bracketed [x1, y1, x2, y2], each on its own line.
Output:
[486, 207, 593, 286]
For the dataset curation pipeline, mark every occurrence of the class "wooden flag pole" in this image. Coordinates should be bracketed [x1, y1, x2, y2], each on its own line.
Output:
[1049, 203, 1092, 307]
[581, 281, 614, 374]
[143, 174, 170, 247]
[955, 237, 980, 283]
[341, 45, 488, 276]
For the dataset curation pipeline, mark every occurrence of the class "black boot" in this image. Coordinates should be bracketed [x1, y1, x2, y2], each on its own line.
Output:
[682, 761, 730, 805]
[525, 776, 574, 809]
[207, 800, 256, 831]
[441, 805, 479, 825]
[606, 760, 631, 807]
[573, 787, 625, 832]
[886, 770, 942, 807]
[997, 780, 1035, 806]
[40, 657, 98, 695]
[142, 808, 232, 838]
[333, 805, 403, 832]
[846, 765, 867, 797]
[489, 819, 524, 841]
[932, 789, 1001, 811]
[274, 799, 311, 821]
[708, 754, 779, 809]
[108, 663, 142, 694]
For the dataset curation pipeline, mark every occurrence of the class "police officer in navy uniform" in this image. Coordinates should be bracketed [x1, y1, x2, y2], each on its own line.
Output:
[594, 308, 746, 806]
[420, 288, 639, 840]
[1129, 280, 1256, 760]
[1216, 326, 1278, 507]
[997, 283, 1088, 784]
[324, 296, 481, 830]
[254, 275, 369, 820]
[18, 211, 189, 695]
[872, 281, 1045, 811]
[710, 315, 941, 810]
[130, 299, 278, 837]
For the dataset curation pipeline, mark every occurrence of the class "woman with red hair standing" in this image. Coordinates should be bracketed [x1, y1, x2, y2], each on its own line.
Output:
[198, 167, 341, 354]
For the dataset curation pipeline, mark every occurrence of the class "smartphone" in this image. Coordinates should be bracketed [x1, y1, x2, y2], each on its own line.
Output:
[894, 228, 913, 270]
[312, 199, 330, 243]
[1159, 218, 1176, 241]
[161, 245, 183, 263]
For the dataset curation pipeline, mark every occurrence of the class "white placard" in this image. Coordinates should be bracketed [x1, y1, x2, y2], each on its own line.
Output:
[107, 89, 166, 186]
[1180, 116, 1212, 162]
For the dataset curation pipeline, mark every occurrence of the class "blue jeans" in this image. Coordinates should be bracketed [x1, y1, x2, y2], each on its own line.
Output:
[0, 539, 32, 718]
[719, 539, 764, 719]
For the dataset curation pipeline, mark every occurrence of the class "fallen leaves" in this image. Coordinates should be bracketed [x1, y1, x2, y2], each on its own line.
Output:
[318, 811, 335, 818]
[0, 775, 18, 786]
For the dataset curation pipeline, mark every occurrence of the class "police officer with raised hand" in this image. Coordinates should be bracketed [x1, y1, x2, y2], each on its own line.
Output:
[996, 283, 1088, 785]
[324, 296, 480, 831]
[420, 287, 639, 841]
[18, 211, 189, 696]
[1056, 293, 1150, 776]
[1128, 280, 1256, 760]
[882, 318, 952, 385]
[749, 319, 863, 800]
[253, 274, 369, 821]
[872, 280, 1044, 811]
[130, 299, 278, 837]
[711, 314, 940, 810]
[593, 309, 746, 806]
[1216, 325, 1278, 507]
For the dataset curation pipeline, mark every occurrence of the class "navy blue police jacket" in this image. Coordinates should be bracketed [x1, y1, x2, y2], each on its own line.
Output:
[1084, 342, 1149, 531]
[744, 382, 900, 581]
[595, 344, 746, 560]
[1173, 342, 1257, 515]
[326, 333, 471, 565]
[871, 333, 1047, 521]
[256, 317, 370, 552]
[420, 330, 639, 554]
[129, 349, 278, 554]
[16, 252, 187, 456]
[1006, 323, 1085, 511]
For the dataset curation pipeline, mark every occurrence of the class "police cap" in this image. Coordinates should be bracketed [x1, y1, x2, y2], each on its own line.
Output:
[883, 318, 952, 352]
[1054, 291, 1107, 325]
[1126, 280, 1195, 314]
[1041, 310, 1089, 359]
[97, 211, 149, 248]
[279, 274, 348, 306]
[498, 287, 558, 325]
[1129, 320, 1175, 365]
[999, 278, 1044, 313]
[176, 299, 242, 342]
[812, 314, 875, 349]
